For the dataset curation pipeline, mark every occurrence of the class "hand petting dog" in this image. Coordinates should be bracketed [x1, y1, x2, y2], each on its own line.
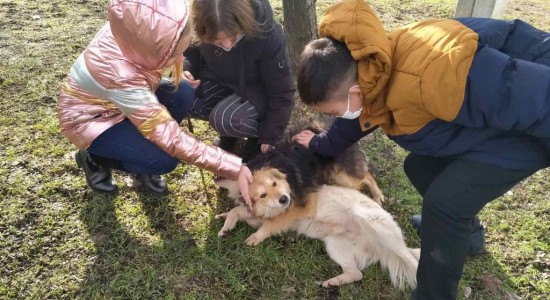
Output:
[261, 144, 274, 153]
[237, 165, 254, 211]
[182, 71, 201, 89]
[292, 130, 316, 148]
[240, 145, 274, 210]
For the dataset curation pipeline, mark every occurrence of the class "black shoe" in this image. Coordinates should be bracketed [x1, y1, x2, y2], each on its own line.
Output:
[242, 138, 261, 163]
[132, 174, 169, 197]
[468, 225, 486, 256]
[410, 215, 422, 231]
[216, 136, 239, 154]
[410, 214, 486, 256]
[74, 150, 118, 193]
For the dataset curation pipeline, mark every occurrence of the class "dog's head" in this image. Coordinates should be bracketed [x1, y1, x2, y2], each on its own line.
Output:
[249, 167, 293, 218]
[213, 168, 293, 218]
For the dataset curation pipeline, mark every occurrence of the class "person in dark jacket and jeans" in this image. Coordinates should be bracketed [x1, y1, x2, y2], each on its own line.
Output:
[184, 0, 296, 162]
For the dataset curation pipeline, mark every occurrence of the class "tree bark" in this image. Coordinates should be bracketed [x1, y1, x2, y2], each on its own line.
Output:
[282, 0, 318, 74]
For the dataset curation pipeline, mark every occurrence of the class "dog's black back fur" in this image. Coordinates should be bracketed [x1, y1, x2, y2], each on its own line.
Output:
[247, 142, 330, 206]
[246, 116, 377, 207]
[286, 118, 375, 178]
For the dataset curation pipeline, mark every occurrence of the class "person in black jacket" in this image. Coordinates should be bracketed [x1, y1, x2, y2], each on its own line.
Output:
[184, 0, 296, 162]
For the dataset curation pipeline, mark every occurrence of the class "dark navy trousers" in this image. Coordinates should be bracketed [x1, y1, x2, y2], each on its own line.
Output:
[405, 154, 538, 299]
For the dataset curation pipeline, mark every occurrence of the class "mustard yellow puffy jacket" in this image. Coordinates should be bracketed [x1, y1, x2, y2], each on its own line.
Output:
[319, 0, 478, 136]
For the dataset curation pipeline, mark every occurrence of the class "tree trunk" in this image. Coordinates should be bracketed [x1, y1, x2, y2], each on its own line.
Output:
[282, 0, 318, 74]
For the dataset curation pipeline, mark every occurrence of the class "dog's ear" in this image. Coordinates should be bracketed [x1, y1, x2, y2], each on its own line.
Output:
[247, 149, 279, 172]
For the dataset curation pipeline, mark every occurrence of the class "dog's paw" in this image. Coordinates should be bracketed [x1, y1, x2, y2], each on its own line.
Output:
[321, 277, 341, 288]
[218, 221, 238, 237]
[245, 232, 265, 246]
[215, 213, 228, 220]
[217, 227, 232, 238]
[373, 193, 385, 205]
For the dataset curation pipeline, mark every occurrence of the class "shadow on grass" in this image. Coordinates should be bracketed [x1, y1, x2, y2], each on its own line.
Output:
[461, 251, 522, 299]
[76, 191, 200, 298]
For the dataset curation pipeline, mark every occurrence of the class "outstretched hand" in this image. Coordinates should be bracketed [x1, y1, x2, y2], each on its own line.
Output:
[292, 130, 316, 148]
[261, 144, 274, 153]
[182, 71, 201, 89]
[237, 165, 254, 211]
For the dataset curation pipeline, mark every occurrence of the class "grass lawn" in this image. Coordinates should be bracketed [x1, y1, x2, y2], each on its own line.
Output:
[1, 0, 549, 299]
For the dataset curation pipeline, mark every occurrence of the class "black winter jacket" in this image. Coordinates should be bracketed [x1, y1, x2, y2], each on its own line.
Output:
[185, 0, 296, 145]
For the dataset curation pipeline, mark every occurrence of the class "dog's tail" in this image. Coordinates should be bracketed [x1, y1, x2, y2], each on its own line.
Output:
[376, 231, 419, 290]
[352, 205, 419, 289]
[383, 246, 419, 289]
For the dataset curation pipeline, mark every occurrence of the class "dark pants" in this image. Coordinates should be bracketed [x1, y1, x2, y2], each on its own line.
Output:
[189, 80, 261, 138]
[404, 154, 537, 300]
[87, 80, 195, 175]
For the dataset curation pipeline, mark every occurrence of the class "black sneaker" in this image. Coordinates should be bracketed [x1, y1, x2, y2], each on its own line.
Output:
[74, 149, 118, 193]
[132, 174, 169, 197]
[410, 214, 486, 256]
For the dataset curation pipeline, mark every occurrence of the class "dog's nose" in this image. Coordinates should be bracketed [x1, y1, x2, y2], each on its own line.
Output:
[279, 195, 289, 205]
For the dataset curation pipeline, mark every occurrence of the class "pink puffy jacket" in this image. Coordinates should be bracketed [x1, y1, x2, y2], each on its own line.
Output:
[58, 0, 242, 179]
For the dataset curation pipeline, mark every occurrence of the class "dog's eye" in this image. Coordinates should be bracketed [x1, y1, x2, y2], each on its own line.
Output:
[272, 181, 277, 187]
[260, 193, 267, 198]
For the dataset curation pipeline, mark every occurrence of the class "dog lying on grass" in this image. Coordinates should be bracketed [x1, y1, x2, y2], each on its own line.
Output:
[214, 143, 419, 289]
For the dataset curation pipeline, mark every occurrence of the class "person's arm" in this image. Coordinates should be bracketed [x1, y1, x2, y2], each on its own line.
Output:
[447, 18, 550, 138]
[183, 45, 202, 79]
[309, 118, 377, 158]
[181, 45, 202, 89]
[257, 25, 296, 146]
[99, 81, 242, 179]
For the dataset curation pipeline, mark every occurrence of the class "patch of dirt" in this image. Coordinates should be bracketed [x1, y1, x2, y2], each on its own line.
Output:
[507, 0, 550, 31]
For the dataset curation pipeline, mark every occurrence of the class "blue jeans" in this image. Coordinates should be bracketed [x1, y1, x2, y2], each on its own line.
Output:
[87, 81, 195, 175]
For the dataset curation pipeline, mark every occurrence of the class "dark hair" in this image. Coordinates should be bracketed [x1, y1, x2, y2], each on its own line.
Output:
[192, 0, 259, 42]
[297, 37, 358, 105]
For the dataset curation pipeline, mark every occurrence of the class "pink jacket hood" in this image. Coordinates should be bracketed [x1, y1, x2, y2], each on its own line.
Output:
[109, 0, 189, 70]
[58, 0, 242, 180]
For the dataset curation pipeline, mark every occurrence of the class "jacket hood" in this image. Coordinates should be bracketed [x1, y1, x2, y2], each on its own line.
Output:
[109, 0, 190, 70]
[252, 0, 276, 34]
[319, 0, 391, 102]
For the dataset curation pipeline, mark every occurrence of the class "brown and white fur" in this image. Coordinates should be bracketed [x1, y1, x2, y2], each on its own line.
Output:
[215, 168, 419, 289]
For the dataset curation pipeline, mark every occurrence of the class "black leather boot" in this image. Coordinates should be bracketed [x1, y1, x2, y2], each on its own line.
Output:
[74, 150, 118, 193]
[132, 174, 169, 197]
[217, 136, 239, 154]
[241, 138, 261, 163]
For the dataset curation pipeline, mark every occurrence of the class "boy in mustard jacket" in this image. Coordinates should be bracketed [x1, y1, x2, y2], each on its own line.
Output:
[292, 0, 550, 298]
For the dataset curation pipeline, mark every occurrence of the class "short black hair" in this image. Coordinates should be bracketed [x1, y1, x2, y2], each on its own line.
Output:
[297, 37, 357, 105]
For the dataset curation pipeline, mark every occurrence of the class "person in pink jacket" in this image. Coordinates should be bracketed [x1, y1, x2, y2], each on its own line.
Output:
[58, 0, 252, 197]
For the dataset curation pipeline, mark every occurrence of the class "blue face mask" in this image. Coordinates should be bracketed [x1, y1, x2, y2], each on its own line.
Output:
[338, 85, 363, 119]
[216, 33, 245, 52]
